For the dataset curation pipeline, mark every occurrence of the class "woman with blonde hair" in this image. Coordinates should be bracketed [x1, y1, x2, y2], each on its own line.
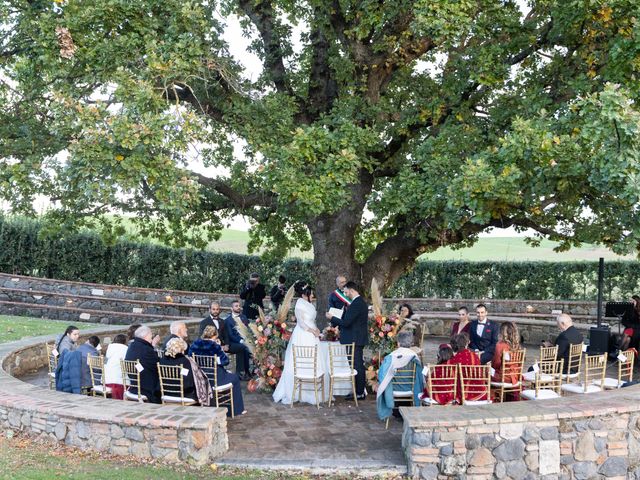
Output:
[491, 321, 521, 384]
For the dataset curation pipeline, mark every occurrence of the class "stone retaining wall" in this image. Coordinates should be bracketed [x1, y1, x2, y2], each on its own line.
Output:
[0, 321, 229, 465]
[401, 386, 640, 479]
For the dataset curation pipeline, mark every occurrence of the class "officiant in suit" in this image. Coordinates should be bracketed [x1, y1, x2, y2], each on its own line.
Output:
[326, 281, 369, 400]
[468, 303, 499, 364]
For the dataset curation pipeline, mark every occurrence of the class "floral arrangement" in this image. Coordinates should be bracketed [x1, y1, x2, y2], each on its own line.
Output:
[320, 325, 340, 342]
[247, 286, 295, 393]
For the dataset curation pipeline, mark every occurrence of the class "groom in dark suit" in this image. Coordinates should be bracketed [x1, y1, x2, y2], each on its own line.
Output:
[468, 303, 499, 364]
[326, 281, 369, 400]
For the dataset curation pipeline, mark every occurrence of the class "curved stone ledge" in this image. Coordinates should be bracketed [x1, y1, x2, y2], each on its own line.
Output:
[400, 386, 640, 479]
[0, 321, 228, 465]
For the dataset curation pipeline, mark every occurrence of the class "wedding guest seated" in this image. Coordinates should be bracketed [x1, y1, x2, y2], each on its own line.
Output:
[162, 321, 190, 352]
[125, 325, 161, 403]
[542, 314, 583, 374]
[76, 335, 101, 394]
[620, 295, 640, 351]
[126, 324, 141, 345]
[104, 334, 128, 400]
[420, 343, 455, 405]
[55, 325, 80, 356]
[224, 300, 253, 380]
[469, 304, 499, 363]
[451, 307, 471, 337]
[188, 326, 246, 416]
[399, 303, 414, 319]
[55, 347, 82, 394]
[450, 333, 480, 366]
[160, 338, 209, 405]
[491, 322, 521, 384]
[376, 331, 424, 421]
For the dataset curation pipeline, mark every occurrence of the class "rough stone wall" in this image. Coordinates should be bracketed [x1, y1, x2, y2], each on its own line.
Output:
[402, 387, 640, 479]
[0, 322, 228, 465]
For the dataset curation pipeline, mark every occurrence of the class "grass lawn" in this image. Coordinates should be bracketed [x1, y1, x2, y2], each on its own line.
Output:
[0, 315, 70, 344]
[0, 433, 378, 480]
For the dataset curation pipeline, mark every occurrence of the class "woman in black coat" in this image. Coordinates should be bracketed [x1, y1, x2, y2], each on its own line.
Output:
[188, 325, 246, 416]
[159, 338, 198, 403]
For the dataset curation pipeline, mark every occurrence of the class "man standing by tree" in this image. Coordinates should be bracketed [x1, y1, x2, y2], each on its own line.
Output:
[240, 273, 266, 321]
[328, 275, 351, 314]
[270, 275, 287, 312]
[326, 281, 369, 400]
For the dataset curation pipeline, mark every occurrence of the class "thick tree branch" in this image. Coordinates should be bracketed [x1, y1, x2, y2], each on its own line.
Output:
[192, 172, 277, 210]
[237, 0, 292, 96]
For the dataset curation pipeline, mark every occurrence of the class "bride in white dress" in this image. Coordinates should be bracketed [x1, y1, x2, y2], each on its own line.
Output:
[273, 282, 322, 405]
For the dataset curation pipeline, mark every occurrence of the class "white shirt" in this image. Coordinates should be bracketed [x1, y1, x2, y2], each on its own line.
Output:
[476, 321, 487, 337]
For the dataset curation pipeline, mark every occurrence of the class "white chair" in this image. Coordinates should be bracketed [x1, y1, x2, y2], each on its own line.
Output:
[600, 349, 635, 389]
[561, 343, 584, 382]
[87, 355, 112, 398]
[292, 345, 325, 409]
[120, 359, 148, 402]
[157, 363, 197, 405]
[561, 354, 606, 395]
[523, 345, 558, 383]
[521, 359, 563, 400]
[328, 342, 357, 407]
[192, 354, 234, 417]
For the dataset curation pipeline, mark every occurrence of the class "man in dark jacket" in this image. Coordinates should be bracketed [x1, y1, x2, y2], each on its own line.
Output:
[326, 281, 369, 400]
[199, 302, 228, 347]
[545, 314, 584, 374]
[161, 321, 190, 353]
[239, 272, 266, 320]
[224, 300, 252, 380]
[328, 275, 351, 312]
[125, 325, 161, 403]
[55, 349, 83, 394]
[76, 336, 100, 392]
[469, 304, 500, 364]
[269, 275, 287, 312]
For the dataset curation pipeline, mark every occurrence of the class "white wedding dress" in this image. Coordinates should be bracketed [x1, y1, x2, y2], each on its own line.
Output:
[273, 297, 323, 405]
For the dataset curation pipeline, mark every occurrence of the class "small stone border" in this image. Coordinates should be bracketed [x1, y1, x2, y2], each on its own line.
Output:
[0, 320, 228, 465]
[400, 384, 640, 479]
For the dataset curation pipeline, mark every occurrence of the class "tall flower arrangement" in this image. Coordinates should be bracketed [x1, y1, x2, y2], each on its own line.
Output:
[247, 286, 295, 393]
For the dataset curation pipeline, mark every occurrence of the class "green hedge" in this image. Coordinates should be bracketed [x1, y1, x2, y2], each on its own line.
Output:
[0, 216, 638, 299]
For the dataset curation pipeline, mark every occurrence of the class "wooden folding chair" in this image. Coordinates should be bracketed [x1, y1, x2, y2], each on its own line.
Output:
[561, 343, 584, 383]
[328, 343, 357, 407]
[87, 354, 112, 398]
[561, 353, 606, 394]
[540, 345, 558, 362]
[458, 364, 492, 405]
[521, 359, 564, 400]
[292, 345, 325, 409]
[422, 364, 457, 406]
[45, 343, 58, 390]
[120, 359, 148, 402]
[157, 363, 197, 406]
[192, 354, 234, 417]
[601, 349, 635, 389]
[490, 349, 526, 402]
[385, 362, 417, 429]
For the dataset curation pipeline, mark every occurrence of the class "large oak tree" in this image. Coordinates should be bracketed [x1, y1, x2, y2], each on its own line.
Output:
[1, 0, 640, 313]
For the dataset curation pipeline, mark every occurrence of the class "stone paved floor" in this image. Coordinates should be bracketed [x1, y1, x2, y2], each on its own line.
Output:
[20, 337, 625, 474]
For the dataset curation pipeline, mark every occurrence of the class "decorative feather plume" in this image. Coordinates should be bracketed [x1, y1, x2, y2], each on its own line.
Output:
[277, 285, 296, 323]
[233, 316, 255, 355]
[371, 277, 383, 318]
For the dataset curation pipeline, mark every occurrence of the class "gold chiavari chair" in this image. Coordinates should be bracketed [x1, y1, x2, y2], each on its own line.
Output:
[120, 359, 148, 403]
[490, 349, 526, 402]
[87, 355, 112, 398]
[561, 343, 584, 383]
[45, 343, 58, 390]
[601, 349, 635, 389]
[157, 363, 197, 406]
[328, 342, 358, 407]
[385, 362, 418, 429]
[292, 345, 324, 409]
[422, 364, 457, 406]
[521, 359, 564, 400]
[459, 364, 492, 405]
[561, 354, 606, 394]
[191, 354, 234, 417]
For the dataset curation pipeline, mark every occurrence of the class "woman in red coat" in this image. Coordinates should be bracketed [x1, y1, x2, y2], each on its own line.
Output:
[421, 344, 456, 405]
[449, 332, 485, 403]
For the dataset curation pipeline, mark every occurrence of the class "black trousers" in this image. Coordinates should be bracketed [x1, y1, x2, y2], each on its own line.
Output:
[228, 342, 251, 375]
[354, 345, 365, 396]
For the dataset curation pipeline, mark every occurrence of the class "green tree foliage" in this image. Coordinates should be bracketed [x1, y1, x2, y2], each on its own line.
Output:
[1, 0, 640, 308]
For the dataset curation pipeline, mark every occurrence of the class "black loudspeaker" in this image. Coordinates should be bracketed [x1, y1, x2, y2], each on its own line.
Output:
[589, 326, 610, 355]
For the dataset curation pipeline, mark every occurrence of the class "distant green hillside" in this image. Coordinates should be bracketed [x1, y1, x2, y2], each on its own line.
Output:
[206, 229, 632, 262]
